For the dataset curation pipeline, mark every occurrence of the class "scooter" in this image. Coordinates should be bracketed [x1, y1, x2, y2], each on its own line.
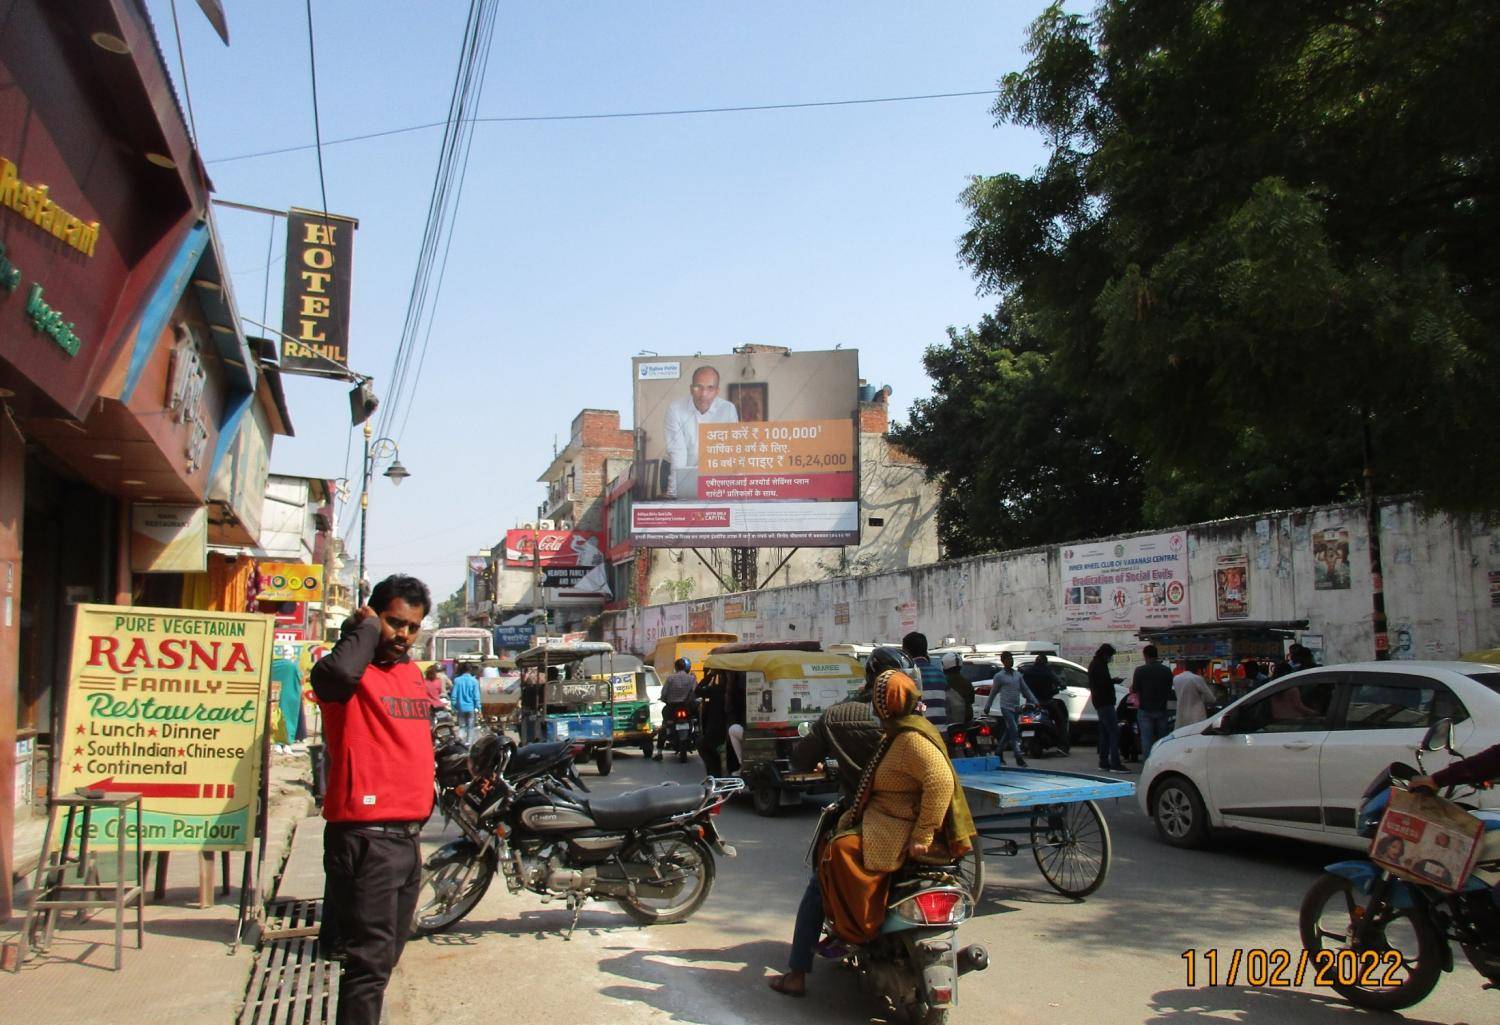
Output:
[657, 703, 698, 763]
[1015, 702, 1066, 758]
[1298, 718, 1500, 1011]
[943, 720, 999, 759]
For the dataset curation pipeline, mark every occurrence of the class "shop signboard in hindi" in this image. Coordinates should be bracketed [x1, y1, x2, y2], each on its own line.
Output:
[493, 624, 535, 651]
[130, 504, 208, 573]
[52, 605, 273, 851]
[1215, 553, 1250, 620]
[279, 207, 358, 375]
[723, 595, 758, 621]
[1313, 528, 1352, 590]
[1060, 531, 1189, 630]
[258, 562, 324, 603]
[630, 349, 860, 547]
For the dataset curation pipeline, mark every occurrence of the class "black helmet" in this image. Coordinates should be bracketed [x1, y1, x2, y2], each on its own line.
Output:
[674, 657, 691, 672]
[865, 645, 916, 691]
[466, 732, 510, 780]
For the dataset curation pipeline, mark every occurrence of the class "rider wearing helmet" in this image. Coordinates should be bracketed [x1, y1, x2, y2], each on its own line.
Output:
[654, 657, 699, 761]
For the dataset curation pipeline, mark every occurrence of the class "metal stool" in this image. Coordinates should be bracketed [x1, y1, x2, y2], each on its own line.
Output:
[15, 791, 144, 971]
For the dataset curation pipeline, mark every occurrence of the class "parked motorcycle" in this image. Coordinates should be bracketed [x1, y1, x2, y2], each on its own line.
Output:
[1298, 719, 1500, 1010]
[413, 732, 743, 936]
[1015, 702, 1066, 758]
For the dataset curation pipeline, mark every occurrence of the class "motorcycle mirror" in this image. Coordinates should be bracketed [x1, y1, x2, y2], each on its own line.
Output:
[797, 721, 813, 738]
[1419, 718, 1454, 754]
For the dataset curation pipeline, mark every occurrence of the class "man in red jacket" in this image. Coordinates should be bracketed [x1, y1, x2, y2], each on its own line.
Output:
[311, 574, 435, 1025]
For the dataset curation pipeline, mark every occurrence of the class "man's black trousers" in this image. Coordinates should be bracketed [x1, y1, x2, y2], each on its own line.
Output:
[321, 823, 423, 1025]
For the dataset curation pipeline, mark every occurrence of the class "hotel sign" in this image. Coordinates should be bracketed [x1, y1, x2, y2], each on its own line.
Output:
[279, 207, 358, 375]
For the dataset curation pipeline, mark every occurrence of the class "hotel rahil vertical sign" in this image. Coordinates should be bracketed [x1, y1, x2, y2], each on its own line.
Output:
[280, 207, 358, 375]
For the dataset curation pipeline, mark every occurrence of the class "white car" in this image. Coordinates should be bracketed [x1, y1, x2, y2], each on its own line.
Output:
[1140, 661, 1500, 851]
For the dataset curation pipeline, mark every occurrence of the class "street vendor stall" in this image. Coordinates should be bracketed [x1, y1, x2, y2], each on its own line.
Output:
[1137, 620, 1309, 700]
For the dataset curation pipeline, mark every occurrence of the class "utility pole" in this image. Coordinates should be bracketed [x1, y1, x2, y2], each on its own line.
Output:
[1363, 413, 1390, 660]
[357, 421, 371, 607]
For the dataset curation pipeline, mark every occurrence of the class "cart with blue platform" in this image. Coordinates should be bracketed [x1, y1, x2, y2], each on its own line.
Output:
[952, 755, 1135, 899]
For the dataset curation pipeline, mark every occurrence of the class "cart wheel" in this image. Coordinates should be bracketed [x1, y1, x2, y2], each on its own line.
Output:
[751, 785, 780, 817]
[595, 749, 614, 776]
[958, 843, 985, 903]
[1030, 800, 1111, 898]
[641, 737, 654, 760]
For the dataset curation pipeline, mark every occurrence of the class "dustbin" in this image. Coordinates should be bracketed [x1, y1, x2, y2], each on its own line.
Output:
[307, 742, 326, 804]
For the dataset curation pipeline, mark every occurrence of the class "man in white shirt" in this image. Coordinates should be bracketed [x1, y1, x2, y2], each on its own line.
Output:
[1172, 659, 1219, 728]
[663, 366, 738, 498]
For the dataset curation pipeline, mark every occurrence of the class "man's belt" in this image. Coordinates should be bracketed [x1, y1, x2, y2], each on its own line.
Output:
[335, 820, 423, 838]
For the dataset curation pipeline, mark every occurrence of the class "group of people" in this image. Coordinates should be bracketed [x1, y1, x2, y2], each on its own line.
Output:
[422, 661, 482, 741]
[657, 656, 748, 773]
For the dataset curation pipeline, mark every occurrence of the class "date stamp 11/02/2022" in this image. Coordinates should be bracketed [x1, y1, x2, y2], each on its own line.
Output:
[1182, 948, 1404, 988]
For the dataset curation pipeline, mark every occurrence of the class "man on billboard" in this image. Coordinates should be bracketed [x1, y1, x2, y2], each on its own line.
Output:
[664, 366, 738, 499]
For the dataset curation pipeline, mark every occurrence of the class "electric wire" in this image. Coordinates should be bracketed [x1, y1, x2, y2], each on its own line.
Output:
[205, 89, 1001, 164]
[304, 0, 331, 217]
[167, 0, 201, 145]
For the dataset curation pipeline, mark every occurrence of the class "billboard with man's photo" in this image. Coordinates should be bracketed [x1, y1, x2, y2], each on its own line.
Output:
[631, 349, 860, 547]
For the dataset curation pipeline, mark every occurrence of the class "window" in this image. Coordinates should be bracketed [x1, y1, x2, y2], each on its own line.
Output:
[1463, 671, 1500, 697]
[1055, 664, 1089, 691]
[1230, 676, 1337, 734]
[1343, 674, 1470, 729]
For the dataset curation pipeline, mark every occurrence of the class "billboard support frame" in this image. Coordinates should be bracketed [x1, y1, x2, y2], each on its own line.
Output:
[690, 548, 734, 592]
[760, 548, 800, 590]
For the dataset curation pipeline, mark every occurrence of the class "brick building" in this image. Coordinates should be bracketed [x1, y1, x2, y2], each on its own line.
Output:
[537, 409, 634, 533]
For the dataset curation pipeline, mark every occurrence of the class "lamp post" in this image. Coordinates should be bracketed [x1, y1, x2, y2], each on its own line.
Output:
[356, 421, 410, 606]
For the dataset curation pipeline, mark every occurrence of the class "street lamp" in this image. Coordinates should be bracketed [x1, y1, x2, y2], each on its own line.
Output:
[357, 423, 410, 606]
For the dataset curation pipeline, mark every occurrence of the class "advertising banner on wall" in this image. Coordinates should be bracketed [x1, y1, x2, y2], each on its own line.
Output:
[257, 562, 324, 603]
[1060, 531, 1190, 631]
[280, 207, 358, 374]
[1215, 553, 1249, 620]
[630, 349, 860, 547]
[1313, 528, 1352, 591]
[131, 504, 208, 573]
[52, 605, 273, 851]
[504, 529, 605, 567]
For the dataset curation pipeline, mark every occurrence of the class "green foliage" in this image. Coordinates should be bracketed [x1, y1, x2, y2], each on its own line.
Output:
[906, 0, 1500, 543]
[435, 585, 466, 628]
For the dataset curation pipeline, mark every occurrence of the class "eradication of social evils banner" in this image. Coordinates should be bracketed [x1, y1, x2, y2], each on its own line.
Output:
[630, 349, 860, 547]
[52, 605, 273, 851]
[1059, 531, 1190, 631]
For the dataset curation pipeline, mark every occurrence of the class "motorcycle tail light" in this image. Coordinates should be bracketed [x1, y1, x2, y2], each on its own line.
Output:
[1020, 716, 1034, 725]
[928, 986, 953, 1005]
[674, 708, 689, 721]
[951, 731, 966, 746]
[978, 725, 991, 736]
[710, 801, 723, 816]
[895, 888, 969, 926]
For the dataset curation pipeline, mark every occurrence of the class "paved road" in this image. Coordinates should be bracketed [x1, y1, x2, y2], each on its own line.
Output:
[390, 746, 1489, 1025]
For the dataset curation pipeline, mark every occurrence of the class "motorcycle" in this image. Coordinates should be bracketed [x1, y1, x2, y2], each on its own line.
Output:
[944, 720, 999, 760]
[1298, 718, 1500, 1011]
[413, 731, 743, 936]
[1015, 702, 1066, 758]
[660, 702, 698, 763]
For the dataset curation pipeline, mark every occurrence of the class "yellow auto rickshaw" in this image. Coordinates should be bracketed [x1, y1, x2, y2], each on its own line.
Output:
[700, 648, 864, 817]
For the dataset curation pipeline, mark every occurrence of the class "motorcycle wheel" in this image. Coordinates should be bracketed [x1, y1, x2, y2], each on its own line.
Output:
[411, 853, 494, 936]
[1298, 872, 1443, 1011]
[616, 834, 716, 925]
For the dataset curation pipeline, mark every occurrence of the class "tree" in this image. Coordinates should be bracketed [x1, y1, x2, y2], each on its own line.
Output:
[940, 0, 1500, 525]
[891, 305, 1145, 556]
[435, 585, 466, 628]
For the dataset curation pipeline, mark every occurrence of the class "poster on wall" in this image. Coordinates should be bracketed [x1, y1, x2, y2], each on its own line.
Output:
[131, 504, 208, 573]
[257, 562, 324, 603]
[630, 349, 860, 547]
[688, 601, 714, 632]
[1215, 554, 1250, 620]
[745, 660, 864, 727]
[52, 605, 273, 851]
[1313, 528, 1352, 590]
[1059, 531, 1189, 630]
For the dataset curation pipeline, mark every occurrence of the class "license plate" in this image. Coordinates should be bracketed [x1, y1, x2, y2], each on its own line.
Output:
[1021, 730, 1035, 737]
[675, 724, 690, 732]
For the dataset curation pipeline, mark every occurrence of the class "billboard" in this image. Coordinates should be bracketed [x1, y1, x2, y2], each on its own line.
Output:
[257, 562, 324, 603]
[1060, 531, 1190, 630]
[630, 349, 860, 547]
[504, 529, 605, 567]
[53, 605, 273, 851]
[280, 207, 358, 375]
[131, 504, 208, 573]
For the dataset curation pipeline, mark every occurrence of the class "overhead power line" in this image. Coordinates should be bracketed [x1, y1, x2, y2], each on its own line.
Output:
[206, 89, 1001, 164]
[304, 0, 331, 217]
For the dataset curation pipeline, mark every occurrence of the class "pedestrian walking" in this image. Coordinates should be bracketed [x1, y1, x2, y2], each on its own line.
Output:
[309, 574, 435, 1025]
[450, 663, 481, 743]
[1088, 644, 1126, 771]
[982, 650, 1036, 766]
[1130, 644, 1174, 760]
[902, 631, 948, 727]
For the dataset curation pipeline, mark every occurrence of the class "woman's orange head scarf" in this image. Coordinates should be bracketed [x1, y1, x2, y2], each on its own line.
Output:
[871, 669, 920, 724]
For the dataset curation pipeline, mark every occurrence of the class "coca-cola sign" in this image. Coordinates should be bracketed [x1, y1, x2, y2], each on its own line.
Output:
[504, 529, 606, 568]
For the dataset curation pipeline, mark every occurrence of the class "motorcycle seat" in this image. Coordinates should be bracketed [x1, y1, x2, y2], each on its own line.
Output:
[586, 783, 703, 829]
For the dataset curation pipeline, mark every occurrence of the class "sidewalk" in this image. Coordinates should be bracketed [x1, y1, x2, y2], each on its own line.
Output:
[0, 751, 316, 1025]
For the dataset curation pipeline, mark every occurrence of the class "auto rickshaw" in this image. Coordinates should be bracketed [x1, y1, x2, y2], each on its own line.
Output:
[515, 641, 618, 775]
[700, 647, 865, 816]
[588, 653, 662, 759]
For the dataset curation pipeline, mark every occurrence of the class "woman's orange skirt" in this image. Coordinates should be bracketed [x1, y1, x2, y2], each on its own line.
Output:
[817, 831, 890, 944]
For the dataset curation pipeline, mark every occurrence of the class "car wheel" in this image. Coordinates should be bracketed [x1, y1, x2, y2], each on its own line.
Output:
[1152, 775, 1209, 848]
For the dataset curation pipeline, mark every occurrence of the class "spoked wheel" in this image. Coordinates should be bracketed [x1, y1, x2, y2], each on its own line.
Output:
[957, 843, 985, 903]
[1298, 872, 1442, 1011]
[1030, 801, 1110, 898]
[411, 854, 494, 936]
[617, 835, 716, 925]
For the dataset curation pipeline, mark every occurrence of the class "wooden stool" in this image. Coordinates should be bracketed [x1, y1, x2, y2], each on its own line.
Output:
[14, 792, 145, 971]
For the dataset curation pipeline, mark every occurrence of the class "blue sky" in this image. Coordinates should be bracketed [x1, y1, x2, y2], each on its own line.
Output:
[146, 1, 1061, 601]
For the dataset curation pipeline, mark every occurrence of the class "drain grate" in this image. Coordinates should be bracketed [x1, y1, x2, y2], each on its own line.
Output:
[238, 899, 338, 1025]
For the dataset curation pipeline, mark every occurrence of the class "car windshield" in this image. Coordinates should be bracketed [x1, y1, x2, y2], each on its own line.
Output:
[961, 662, 1001, 685]
[1462, 670, 1500, 696]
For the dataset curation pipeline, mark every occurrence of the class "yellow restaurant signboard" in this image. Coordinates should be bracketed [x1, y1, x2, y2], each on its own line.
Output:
[52, 605, 273, 851]
[258, 562, 325, 603]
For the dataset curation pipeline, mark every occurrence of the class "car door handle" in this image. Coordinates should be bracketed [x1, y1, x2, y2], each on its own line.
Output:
[1280, 742, 1314, 751]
